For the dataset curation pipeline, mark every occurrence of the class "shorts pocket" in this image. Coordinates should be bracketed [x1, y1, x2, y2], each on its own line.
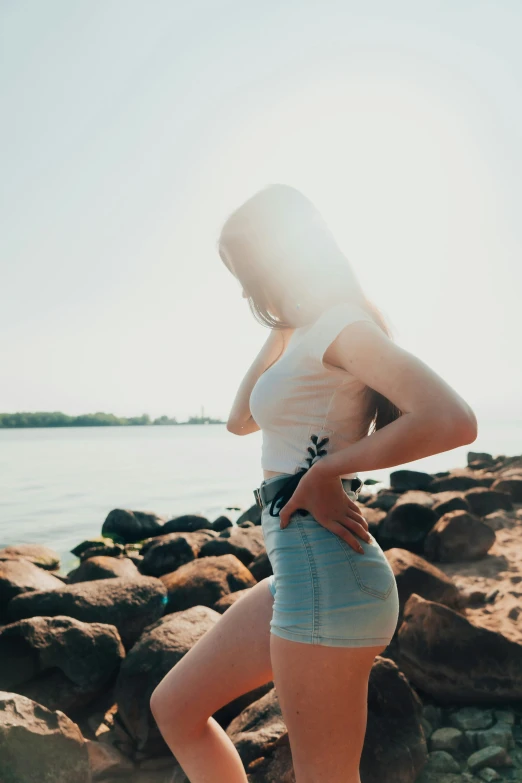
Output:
[331, 531, 396, 601]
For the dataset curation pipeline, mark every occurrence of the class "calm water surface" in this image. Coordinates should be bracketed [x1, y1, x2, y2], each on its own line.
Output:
[0, 422, 519, 574]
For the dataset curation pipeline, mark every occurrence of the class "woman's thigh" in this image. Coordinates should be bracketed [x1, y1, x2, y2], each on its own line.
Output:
[150, 577, 275, 726]
[270, 634, 382, 783]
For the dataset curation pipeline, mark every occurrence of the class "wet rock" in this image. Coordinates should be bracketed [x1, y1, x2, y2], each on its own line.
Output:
[0, 615, 124, 713]
[0, 691, 90, 782]
[463, 487, 514, 516]
[67, 555, 140, 583]
[102, 509, 167, 544]
[160, 554, 256, 613]
[139, 530, 217, 578]
[0, 544, 60, 571]
[397, 593, 522, 702]
[161, 514, 212, 534]
[8, 575, 167, 650]
[423, 510, 496, 562]
[114, 605, 221, 755]
[0, 559, 63, 621]
[198, 526, 266, 566]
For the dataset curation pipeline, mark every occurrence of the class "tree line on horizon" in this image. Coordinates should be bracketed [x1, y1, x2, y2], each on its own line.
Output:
[0, 412, 225, 428]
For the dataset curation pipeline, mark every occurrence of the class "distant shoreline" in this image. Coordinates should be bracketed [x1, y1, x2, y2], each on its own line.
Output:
[0, 412, 226, 429]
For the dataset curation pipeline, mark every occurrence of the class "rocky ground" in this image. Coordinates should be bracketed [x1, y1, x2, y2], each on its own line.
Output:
[0, 449, 521, 783]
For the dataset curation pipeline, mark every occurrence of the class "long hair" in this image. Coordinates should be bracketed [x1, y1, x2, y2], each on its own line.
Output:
[217, 183, 402, 435]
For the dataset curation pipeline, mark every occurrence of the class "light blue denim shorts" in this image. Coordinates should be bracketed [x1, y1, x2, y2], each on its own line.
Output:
[260, 474, 400, 648]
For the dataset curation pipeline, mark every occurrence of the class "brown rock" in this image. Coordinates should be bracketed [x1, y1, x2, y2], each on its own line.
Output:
[139, 530, 217, 577]
[160, 554, 256, 613]
[0, 544, 60, 571]
[386, 548, 462, 611]
[212, 588, 252, 613]
[0, 559, 63, 621]
[423, 510, 496, 562]
[102, 509, 167, 544]
[0, 691, 90, 782]
[198, 526, 266, 566]
[397, 593, 522, 702]
[68, 555, 140, 583]
[463, 487, 514, 516]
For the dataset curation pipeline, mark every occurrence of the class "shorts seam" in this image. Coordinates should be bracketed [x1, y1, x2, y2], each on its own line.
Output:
[270, 624, 391, 645]
[296, 519, 320, 643]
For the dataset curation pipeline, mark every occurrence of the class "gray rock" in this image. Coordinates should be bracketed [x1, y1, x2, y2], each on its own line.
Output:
[467, 745, 512, 772]
[424, 749, 461, 772]
[161, 514, 212, 534]
[430, 727, 464, 752]
[390, 470, 435, 492]
[102, 509, 167, 543]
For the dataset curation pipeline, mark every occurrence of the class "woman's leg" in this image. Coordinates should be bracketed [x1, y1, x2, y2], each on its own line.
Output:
[270, 634, 385, 783]
[150, 577, 275, 783]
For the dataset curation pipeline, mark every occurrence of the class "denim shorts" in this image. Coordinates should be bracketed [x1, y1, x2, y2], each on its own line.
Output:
[260, 474, 400, 648]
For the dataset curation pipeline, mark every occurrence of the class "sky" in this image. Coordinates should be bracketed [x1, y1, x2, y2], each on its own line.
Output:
[1, 0, 521, 424]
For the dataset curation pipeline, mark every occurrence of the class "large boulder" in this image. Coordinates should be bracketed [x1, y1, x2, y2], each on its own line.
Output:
[0, 559, 63, 622]
[429, 471, 490, 493]
[389, 470, 434, 492]
[161, 514, 212, 534]
[114, 605, 221, 754]
[67, 555, 140, 583]
[397, 593, 522, 702]
[139, 530, 217, 577]
[386, 548, 463, 612]
[198, 526, 266, 567]
[160, 554, 257, 613]
[431, 491, 471, 518]
[0, 615, 124, 713]
[0, 544, 60, 571]
[226, 686, 288, 767]
[7, 575, 167, 650]
[102, 509, 167, 544]
[0, 691, 90, 782]
[490, 477, 522, 502]
[423, 510, 496, 562]
[462, 487, 513, 516]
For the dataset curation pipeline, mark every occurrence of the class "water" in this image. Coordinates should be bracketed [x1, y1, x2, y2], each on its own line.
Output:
[0, 422, 519, 574]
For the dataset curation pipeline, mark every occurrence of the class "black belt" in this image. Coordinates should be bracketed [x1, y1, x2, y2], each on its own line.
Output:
[254, 471, 363, 518]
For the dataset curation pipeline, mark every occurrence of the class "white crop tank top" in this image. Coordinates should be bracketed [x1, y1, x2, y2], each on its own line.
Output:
[249, 301, 375, 479]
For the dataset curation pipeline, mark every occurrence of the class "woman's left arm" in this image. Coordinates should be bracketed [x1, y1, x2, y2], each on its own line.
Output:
[313, 320, 478, 479]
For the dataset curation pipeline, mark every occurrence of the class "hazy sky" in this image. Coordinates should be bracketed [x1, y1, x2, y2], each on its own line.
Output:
[1, 1, 521, 423]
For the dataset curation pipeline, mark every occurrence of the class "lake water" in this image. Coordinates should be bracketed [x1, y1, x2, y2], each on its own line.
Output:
[0, 422, 520, 574]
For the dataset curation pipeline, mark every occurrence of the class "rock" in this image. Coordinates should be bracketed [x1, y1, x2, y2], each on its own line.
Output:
[212, 588, 251, 613]
[493, 710, 515, 725]
[0, 691, 90, 782]
[7, 575, 167, 650]
[467, 745, 512, 772]
[448, 707, 494, 731]
[475, 723, 515, 751]
[114, 605, 221, 754]
[477, 768, 502, 781]
[245, 738, 294, 783]
[198, 526, 266, 566]
[365, 491, 401, 511]
[226, 687, 288, 767]
[71, 538, 126, 561]
[463, 487, 514, 516]
[377, 503, 438, 554]
[360, 655, 428, 782]
[212, 515, 233, 532]
[139, 530, 217, 578]
[67, 555, 140, 583]
[468, 451, 494, 466]
[86, 737, 135, 779]
[160, 554, 256, 613]
[0, 544, 60, 571]
[248, 550, 273, 583]
[429, 726, 464, 752]
[0, 615, 124, 714]
[161, 514, 212, 534]
[390, 469, 435, 492]
[394, 491, 435, 508]
[423, 749, 461, 772]
[386, 549, 463, 612]
[236, 504, 261, 526]
[430, 471, 490, 492]
[431, 491, 471, 517]
[490, 477, 522, 502]
[102, 509, 167, 544]
[397, 593, 522, 702]
[0, 559, 63, 621]
[423, 510, 496, 562]
[423, 704, 444, 731]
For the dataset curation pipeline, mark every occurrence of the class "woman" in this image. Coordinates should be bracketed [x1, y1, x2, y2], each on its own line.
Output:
[150, 184, 477, 782]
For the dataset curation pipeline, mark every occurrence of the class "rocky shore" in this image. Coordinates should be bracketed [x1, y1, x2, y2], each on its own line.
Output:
[1, 450, 522, 783]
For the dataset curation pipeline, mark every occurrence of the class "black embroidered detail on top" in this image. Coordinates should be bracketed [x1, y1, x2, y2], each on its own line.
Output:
[268, 433, 329, 517]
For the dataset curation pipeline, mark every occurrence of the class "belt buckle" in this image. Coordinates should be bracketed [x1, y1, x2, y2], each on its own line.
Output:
[253, 487, 263, 509]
